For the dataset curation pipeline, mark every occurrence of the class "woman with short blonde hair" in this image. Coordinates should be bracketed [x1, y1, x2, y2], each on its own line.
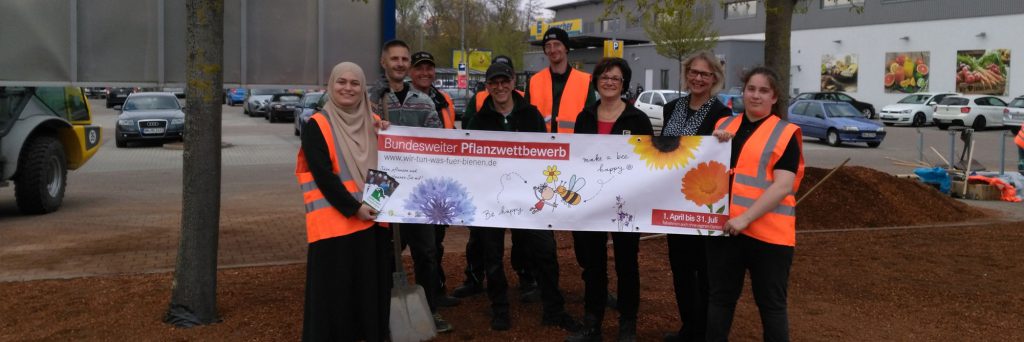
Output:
[681, 51, 726, 94]
[661, 50, 734, 342]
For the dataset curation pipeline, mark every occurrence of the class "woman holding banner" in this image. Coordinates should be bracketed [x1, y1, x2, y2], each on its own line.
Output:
[567, 57, 652, 342]
[661, 50, 733, 342]
[706, 66, 804, 342]
[297, 61, 392, 342]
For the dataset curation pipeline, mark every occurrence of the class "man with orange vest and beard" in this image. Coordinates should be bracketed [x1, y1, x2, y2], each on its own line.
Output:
[525, 27, 597, 134]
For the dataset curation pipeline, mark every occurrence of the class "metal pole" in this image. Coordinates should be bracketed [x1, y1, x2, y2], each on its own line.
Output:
[1000, 131, 1008, 175]
[460, 0, 465, 66]
[916, 128, 924, 163]
[418, 5, 425, 50]
[949, 130, 956, 169]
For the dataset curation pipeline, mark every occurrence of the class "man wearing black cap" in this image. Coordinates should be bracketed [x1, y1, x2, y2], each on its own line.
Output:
[525, 27, 597, 134]
[453, 54, 539, 304]
[410, 51, 457, 129]
[462, 55, 525, 128]
[409, 50, 463, 311]
[467, 62, 582, 333]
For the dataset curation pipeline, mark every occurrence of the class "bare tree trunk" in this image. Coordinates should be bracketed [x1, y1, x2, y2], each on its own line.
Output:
[165, 0, 224, 327]
[764, 0, 795, 116]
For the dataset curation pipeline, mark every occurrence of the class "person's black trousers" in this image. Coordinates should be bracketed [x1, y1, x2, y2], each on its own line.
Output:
[476, 227, 566, 316]
[705, 234, 794, 342]
[400, 223, 440, 312]
[461, 227, 533, 287]
[434, 224, 448, 292]
[667, 234, 710, 340]
[571, 231, 640, 322]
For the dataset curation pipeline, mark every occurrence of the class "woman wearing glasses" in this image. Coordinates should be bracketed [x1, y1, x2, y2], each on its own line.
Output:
[567, 57, 653, 342]
[662, 51, 734, 342]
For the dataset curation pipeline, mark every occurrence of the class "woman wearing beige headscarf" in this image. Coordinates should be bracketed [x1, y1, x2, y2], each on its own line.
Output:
[297, 62, 391, 342]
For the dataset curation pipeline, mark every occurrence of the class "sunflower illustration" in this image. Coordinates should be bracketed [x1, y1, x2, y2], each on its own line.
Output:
[681, 161, 729, 208]
[543, 165, 561, 183]
[630, 136, 702, 170]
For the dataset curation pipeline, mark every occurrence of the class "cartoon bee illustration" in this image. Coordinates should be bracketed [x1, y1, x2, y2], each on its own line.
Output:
[555, 175, 585, 206]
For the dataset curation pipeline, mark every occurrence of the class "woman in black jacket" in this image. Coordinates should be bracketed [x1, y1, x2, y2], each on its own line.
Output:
[567, 57, 652, 342]
[661, 51, 733, 342]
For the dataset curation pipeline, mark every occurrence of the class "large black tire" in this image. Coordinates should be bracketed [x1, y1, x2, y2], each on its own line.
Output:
[826, 129, 842, 147]
[937, 122, 949, 130]
[861, 108, 874, 119]
[971, 116, 986, 130]
[912, 113, 926, 127]
[14, 135, 67, 214]
[867, 141, 881, 148]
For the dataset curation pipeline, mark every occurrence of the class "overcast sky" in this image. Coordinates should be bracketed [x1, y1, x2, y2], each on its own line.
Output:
[534, 0, 578, 17]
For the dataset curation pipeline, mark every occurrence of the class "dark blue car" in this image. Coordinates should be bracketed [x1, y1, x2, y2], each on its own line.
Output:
[788, 100, 886, 147]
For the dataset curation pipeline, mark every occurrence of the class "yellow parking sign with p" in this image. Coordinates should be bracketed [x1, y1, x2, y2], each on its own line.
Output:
[604, 40, 623, 58]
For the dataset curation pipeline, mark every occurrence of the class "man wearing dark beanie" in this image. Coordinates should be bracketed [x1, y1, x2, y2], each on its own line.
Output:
[525, 27, 596, 134]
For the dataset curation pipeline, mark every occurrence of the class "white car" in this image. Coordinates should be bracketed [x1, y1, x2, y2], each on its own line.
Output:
[933, 94, 1007, 130]
[879, 92, 957, 127]
[634, 90, 687, 133]
[1004, 96, 1024, 133]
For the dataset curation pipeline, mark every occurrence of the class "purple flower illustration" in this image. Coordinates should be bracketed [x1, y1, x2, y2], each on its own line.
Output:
[403, 177, 476, 224]
[611, 195, 635, 232]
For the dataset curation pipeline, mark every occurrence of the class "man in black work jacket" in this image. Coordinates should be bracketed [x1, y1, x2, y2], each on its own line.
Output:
[467, 62, 581, 333]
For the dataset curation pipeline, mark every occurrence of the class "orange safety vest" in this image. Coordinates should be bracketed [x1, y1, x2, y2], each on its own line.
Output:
[1016, 128, 1024, 149]
[440, 91, 456, 129]
[528, 68, 591, 133]
[295, 113, 376, 243]
[716, 114, 805, 247]
[475, 90, 525, 111]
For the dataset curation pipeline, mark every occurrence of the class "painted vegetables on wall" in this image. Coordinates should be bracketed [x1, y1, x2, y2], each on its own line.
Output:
[956, 49, 1011, 96]
[884, 51, 929, 93]
[821, 54, 858, 92]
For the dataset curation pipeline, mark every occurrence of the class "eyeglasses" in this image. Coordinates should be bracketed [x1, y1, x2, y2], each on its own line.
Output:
[687, 69, 715, 80]
[486, 79, 512, 87]
[599, 75, 623, 84]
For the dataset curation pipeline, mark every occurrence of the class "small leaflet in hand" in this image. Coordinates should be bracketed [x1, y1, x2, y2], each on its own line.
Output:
[362, 169, 399, 211]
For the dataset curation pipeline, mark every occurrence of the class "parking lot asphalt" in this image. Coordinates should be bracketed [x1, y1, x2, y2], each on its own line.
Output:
[0, 99, 1021, 281]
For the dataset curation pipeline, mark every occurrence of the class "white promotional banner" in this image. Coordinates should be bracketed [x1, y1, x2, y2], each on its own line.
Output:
[376, 126, 732, 235]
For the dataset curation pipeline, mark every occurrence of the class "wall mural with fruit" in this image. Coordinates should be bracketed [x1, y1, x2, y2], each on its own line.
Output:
[884, 51, 929, 93]
[956, 49, 1011, 96]
[821, 54, 858, 92]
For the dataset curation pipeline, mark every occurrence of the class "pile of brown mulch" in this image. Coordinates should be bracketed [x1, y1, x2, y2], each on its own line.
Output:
[796, 166, 988, 230]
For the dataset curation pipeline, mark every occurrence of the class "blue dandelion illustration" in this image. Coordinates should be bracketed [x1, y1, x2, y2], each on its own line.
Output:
[403, 177, 476, 224]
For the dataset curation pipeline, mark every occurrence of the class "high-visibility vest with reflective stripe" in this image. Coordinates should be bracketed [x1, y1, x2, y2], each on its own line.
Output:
[1016, 128, 1024, 149]
[716, 114, 805, 247]
[295, 113, 375, 243]
[475, 90, 525, 111]
[528, 68, 591, 133]
[438, 91, 456, 129]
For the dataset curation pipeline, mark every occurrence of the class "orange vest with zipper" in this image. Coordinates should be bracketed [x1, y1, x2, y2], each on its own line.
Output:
[1016, 128, 1024, 149]
[716, 114, 805, 247]
[439, 91, 456, 129]
[295, 113, 375, 243]
[529, 68, 591, 133]
[475, 90, 525, 111]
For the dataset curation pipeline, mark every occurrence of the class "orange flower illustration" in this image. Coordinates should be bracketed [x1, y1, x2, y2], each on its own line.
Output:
[629, 136, 702, 170]
[681, 161, 729, 207]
